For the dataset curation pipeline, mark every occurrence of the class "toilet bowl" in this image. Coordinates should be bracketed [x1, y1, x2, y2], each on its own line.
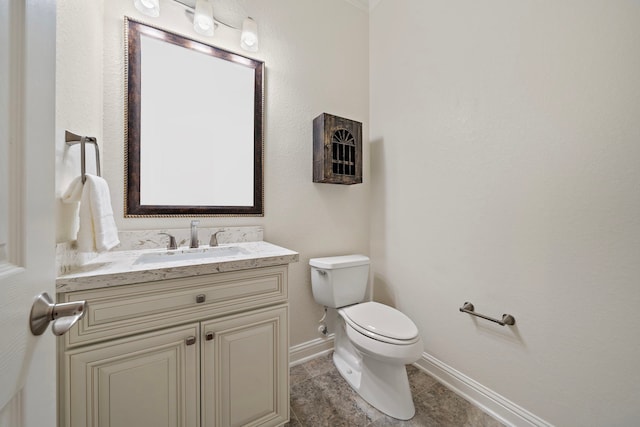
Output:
[341, 302, 423, 363]
[309, 255, 423, 420]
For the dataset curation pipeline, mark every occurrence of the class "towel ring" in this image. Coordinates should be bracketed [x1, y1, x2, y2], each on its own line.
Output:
[65, 130, 101, 184]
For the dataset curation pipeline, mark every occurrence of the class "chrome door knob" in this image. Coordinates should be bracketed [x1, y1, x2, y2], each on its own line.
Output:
[30, 292, 87, 336]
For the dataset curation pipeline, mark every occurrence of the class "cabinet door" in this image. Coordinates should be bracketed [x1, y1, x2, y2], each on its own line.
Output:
[202, 305, 289, 427]
[63, 324, 200, 427]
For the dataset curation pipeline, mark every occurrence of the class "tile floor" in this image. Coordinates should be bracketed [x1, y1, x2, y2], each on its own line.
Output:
[287, 352, 504, 427]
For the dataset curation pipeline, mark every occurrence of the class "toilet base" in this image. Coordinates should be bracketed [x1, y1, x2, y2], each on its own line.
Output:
[333, 351, 416, 420]
[332, 319, 416, 420]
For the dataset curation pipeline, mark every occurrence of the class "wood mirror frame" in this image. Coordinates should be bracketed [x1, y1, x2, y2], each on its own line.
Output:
[125, 18, 264, 217]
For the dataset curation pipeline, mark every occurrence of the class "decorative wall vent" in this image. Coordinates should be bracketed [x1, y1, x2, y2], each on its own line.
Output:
[313, 113, 362, 185]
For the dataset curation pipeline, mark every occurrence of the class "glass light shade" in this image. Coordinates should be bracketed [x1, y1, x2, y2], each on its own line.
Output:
[240, 17, 259, 52]
[193, 0, 214, 37]
[133, 0, 159, 17]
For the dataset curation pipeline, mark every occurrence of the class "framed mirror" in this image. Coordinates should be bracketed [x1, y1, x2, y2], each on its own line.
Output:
[125, 18, 264, 217]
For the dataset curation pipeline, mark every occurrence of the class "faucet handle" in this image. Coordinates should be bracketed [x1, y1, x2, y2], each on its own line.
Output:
[209, 230, 223, 247]
[159, 232, 178, 250]
[190, 220, 200, 248]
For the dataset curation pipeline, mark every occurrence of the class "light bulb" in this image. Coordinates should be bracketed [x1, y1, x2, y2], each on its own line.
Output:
[133, 0, 159, 17]
[241, 17, 259, 52]
[195, 16, 212, 31]
[194, 0, 214, 37]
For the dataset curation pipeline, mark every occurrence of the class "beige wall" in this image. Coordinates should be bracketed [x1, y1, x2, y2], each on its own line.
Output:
[55, 0, 104, 242]
[370, 1, 640, 425]
[56, 0, 370, 347]
[56, 1, 640, 423]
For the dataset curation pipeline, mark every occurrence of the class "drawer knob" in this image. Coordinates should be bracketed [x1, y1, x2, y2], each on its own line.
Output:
[185, 336, 196, 346]
[195, 294, 206, 303]
[205, 331, 215, 341]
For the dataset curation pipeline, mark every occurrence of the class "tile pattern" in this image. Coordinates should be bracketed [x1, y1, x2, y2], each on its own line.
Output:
[287, 353, 503, 427]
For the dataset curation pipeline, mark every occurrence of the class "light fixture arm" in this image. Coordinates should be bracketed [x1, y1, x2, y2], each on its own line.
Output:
[172, 0, 241, 29]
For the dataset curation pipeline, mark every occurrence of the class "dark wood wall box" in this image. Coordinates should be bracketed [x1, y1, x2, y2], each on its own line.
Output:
[313, 113, 362, 185]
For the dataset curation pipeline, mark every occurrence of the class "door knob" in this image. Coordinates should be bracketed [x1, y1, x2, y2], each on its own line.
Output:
[30, 292, 87, 336]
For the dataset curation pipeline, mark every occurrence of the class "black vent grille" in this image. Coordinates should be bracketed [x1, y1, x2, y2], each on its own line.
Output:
[331, 129, 356, 176]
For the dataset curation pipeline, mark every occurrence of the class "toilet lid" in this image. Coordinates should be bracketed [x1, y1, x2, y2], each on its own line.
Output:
[341, 302, 418, 341]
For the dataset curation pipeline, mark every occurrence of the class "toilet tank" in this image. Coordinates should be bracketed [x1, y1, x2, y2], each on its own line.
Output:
[309, 255, 370, 308]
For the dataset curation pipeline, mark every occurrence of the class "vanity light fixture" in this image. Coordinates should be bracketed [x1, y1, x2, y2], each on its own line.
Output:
[133, 0, 259, 52]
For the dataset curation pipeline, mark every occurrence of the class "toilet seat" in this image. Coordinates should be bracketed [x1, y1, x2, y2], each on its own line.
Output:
[340, 302, 420, 345]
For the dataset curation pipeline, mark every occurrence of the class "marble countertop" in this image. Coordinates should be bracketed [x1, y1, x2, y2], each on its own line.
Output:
[56, 241, 299, 293]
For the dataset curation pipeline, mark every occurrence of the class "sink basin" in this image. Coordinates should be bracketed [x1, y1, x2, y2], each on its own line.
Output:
[134, 246, 250, 265]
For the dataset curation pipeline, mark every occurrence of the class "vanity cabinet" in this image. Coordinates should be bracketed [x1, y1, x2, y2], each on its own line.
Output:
[58, 265, 290, 427]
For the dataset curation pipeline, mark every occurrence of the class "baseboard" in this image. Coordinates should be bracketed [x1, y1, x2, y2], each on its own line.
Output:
[415, 353, 553, 427]
[288, 339, 550, 426]
[289, 334, 335, 366]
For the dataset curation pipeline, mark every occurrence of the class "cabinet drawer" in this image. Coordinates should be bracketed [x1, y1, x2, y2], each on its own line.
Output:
[60, 265, 288, 348]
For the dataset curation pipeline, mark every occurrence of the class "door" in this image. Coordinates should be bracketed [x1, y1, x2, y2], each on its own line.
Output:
[201, 306, 289, 427]
[64, 324, 200, 427]
[0, 0, 57, 426]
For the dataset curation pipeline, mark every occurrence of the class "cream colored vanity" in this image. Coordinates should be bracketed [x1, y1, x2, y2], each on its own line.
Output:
[56, 240, 298, 427]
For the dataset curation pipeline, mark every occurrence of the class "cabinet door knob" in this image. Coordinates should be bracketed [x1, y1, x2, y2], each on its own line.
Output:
[205, 331, 215, 341]
[195, 294, 206, 303]
[185, 336, 196, 346]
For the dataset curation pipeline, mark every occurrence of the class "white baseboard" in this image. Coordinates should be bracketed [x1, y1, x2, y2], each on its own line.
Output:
[415, 352, 552, 427]
[288, 339, 551, 426]
[289, 334, 334, 366]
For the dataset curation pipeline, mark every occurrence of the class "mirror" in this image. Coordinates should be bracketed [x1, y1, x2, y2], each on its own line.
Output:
[125, 18, 264, 217]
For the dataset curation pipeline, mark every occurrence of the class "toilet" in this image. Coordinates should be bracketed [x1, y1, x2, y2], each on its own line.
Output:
[309, 255, 423, 420]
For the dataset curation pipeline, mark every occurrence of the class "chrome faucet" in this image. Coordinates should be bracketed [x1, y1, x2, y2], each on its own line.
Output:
[190, 220, 200, 248]
[159, 232, 178, 250]
[209, 230, 223, 247]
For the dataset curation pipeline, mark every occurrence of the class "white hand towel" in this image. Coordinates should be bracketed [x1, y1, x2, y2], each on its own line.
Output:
[62, 174, 120, 252]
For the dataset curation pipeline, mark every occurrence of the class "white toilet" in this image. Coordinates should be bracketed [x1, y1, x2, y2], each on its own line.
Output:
[309, 254, 423, 420]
